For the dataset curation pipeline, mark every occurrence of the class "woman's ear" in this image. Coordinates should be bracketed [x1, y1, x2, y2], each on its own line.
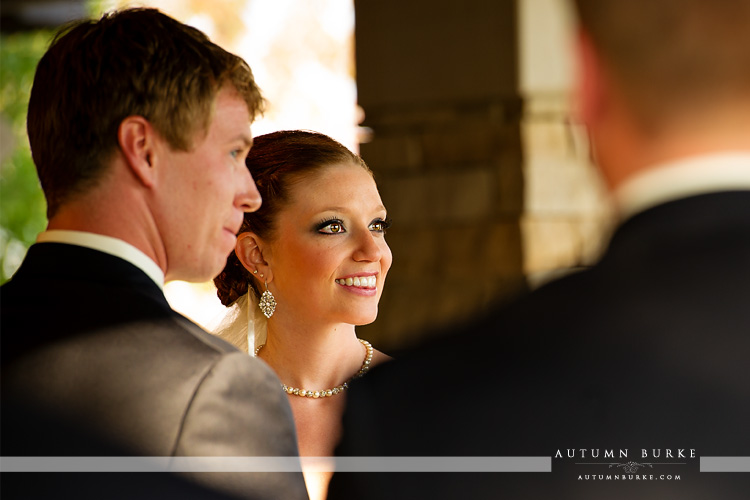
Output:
[235, 232, 273, 283]
[118, 116, 158, 187]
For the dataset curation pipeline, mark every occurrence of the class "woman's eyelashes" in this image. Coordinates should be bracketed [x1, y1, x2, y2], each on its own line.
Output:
[369, 217, 392, 233]
[316, 218, 346, 234]
[315, 217, 391, 235]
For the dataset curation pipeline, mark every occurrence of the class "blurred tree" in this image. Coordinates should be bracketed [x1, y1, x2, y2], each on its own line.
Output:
[0, 30, 51, 283]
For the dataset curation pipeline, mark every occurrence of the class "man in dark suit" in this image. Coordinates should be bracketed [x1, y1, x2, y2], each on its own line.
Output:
[1, 8, 308, 500]
[328, 0, 750, 498]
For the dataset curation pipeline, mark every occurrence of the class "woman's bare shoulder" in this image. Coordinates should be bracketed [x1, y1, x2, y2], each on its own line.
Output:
[370, 348, 393, 368]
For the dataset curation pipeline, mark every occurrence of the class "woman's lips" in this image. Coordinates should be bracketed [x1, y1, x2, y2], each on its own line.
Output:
[335, 276, 376, 288]
[335, 274, 378, 296]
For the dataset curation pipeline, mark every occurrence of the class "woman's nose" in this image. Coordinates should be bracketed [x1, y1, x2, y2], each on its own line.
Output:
[352, 230, 382, 262]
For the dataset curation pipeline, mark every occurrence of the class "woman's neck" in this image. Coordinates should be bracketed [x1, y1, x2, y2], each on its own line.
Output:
[258, 320, 366, 391]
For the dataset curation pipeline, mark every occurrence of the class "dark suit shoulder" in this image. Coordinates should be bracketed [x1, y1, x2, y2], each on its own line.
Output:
[1, 245, 285, 457]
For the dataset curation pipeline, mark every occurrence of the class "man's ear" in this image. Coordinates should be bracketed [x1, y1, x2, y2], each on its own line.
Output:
[236, 232, 273, 283]
[118, 116, 159, 188]
[574, 28, 607, 128]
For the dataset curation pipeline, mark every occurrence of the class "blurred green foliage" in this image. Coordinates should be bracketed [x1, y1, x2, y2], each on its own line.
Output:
[1, 30, 52, 283]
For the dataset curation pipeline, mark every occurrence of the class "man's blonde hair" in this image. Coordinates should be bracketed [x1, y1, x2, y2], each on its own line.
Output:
[28, 8, 265, 217]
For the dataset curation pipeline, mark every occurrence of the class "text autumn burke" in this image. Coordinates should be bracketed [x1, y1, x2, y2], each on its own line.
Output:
[555, 449, 696, 459]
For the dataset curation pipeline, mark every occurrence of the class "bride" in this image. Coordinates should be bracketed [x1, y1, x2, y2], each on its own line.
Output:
[213, 130, 392, 499]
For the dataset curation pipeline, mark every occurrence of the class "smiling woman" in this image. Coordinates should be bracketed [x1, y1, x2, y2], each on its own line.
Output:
[212, 130, 392, 500]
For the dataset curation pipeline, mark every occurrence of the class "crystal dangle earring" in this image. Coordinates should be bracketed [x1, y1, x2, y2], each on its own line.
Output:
[259, 280, 276, 318]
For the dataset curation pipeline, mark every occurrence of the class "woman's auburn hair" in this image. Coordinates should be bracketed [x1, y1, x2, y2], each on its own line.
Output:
[214, 130, 371, 307]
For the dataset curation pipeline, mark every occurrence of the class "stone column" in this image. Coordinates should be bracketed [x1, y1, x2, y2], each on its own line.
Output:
[517, 0, 613, 288]
[354, 0, 527, 350]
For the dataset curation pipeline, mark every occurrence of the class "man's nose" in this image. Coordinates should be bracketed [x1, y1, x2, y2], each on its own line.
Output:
[237, 169, 262, 213]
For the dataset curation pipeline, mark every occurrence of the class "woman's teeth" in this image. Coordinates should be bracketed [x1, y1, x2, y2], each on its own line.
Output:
[336, 276, 377, 288]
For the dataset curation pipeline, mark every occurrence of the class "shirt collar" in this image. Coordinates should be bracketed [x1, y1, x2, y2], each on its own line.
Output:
[36, 230, 165, 290]
[614, 152, 750, 221]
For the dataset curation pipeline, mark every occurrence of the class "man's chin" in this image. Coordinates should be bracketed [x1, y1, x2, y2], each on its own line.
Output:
[165, 264, 223, 285]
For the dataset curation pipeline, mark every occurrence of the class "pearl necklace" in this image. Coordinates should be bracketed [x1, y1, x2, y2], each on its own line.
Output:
[254, 338, 373, 398]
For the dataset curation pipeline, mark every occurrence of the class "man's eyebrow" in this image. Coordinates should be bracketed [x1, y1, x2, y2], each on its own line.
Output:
[230, 134, 253, 148]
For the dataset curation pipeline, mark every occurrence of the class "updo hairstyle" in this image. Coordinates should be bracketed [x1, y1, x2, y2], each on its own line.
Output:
[214, 130, 371, 307]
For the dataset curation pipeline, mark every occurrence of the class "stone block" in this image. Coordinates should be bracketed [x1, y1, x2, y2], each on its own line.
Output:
[495, 157, 525, 215]
[382, 227, 441, 278]
[420, 122, 506, 167]
[521, 215, 583, 274]
[524, 154, 608, 215]
[380, 168, 496, 226]
[355, 0, 517, 108]
[482, 221, 525, 276]
[521, 213, 612, 276]
[361, 134, 423, 171]
[521, 118, 573, 159]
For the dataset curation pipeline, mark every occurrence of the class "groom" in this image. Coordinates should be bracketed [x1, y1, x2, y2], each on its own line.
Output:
[1, 8, 307, 500]
[329, 0, 750, 499]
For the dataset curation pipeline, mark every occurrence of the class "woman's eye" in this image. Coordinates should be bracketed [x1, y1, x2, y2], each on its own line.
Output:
[230, 149, 241, 159]
[369, 218, 391, 233]
[319, 221, 346, 234]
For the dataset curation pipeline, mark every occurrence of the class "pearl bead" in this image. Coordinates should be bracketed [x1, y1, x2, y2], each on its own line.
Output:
[268, 338, 373, 399]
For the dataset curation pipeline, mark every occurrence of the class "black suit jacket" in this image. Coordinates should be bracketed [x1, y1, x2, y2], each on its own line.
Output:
[1, 243, 308, 500]
[328, 191, 750, 499]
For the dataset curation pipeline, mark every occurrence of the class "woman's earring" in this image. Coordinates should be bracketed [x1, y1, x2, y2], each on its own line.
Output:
[259, 280, 276, 318]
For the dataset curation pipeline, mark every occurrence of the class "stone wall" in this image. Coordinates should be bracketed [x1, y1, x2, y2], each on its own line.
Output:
[355, 0, 614, 351]
[517, 0, 613, 286]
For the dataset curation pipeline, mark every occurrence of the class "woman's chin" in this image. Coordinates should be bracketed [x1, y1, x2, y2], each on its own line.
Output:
[347, 309, 379, 327]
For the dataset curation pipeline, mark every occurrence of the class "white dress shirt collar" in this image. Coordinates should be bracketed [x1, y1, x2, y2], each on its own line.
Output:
[36, 230, 165, 290]
[614, 152, 750, 221]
